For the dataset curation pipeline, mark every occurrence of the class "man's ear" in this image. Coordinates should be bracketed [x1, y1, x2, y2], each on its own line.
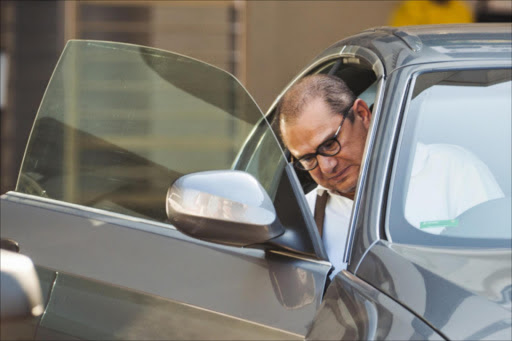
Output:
[354, 99, 372, 129]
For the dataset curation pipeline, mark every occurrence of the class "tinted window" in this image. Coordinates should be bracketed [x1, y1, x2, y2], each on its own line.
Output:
[16, 41, 285, 222]
[388, 69, 511, 247]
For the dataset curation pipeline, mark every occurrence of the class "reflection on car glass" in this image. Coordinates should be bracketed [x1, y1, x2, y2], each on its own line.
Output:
[402, 74, 510, 237]
[405, 142, 504, 234]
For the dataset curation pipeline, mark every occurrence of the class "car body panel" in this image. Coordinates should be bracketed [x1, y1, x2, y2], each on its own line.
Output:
[306, 270, 445, 340]
[357, 241, 512, 340]
[1, 192, 331, 337]
[35, 267, 302, 340]
[313, 24, 512, 76]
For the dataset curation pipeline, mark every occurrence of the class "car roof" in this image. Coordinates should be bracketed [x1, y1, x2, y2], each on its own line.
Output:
[314, 24, 512, 74]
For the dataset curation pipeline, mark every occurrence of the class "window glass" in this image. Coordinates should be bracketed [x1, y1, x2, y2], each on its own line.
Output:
[16, 41, 285, 222]
[389, 69, 511, 247]
[233, 119, 286, 201]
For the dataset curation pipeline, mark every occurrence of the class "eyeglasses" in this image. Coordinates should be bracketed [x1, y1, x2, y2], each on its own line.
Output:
[292, 106, 352, 171]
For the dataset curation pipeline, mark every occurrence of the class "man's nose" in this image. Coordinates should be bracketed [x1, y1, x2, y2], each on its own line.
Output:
[317, 155, 337, 174]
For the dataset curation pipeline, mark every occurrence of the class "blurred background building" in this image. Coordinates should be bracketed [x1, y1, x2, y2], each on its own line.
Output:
[1, 0, 510, 194]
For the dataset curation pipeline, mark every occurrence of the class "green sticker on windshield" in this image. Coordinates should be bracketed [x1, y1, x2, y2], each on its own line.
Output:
[420, 219, 459, 229]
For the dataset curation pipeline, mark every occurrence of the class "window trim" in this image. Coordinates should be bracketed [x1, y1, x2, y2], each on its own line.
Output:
[343, 75, 385, 264]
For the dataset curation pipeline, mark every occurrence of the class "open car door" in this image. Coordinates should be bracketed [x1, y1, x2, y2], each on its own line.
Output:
[1, 40, 331, 340]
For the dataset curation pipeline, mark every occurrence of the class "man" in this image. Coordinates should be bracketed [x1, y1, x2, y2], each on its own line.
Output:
[277, 74, 503, 276]
[277, 74, 371, 274]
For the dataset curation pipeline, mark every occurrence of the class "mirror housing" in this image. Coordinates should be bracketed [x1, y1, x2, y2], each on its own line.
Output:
[0, 249, 43, 320]
[166, 170, 284, 246]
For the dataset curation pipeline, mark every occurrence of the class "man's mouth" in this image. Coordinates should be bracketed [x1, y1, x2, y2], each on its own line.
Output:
[328, 165, 351, 182]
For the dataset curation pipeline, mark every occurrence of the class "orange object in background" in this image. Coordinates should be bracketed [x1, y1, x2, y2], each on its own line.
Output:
[390, 0, 474, 26]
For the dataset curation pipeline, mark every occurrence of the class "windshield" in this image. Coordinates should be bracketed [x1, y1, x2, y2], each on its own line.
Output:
[388, 68, 511, 247]
[16, 40, 285, 222]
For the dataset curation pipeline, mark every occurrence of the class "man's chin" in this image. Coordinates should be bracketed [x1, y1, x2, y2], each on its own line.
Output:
[333, 184, 356, 199]
[316, 177, 356, 198]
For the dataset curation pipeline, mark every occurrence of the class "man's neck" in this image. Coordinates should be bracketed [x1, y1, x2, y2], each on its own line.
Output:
[326, 186, 355, 201]
[336, 191, 355, 201]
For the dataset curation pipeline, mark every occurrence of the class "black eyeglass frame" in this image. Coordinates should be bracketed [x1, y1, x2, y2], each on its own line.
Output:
[291, 105, 353, 171]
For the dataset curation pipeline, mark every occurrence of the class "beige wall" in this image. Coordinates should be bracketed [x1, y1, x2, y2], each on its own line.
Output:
[245, 0, 401, 111]
[3, 0, 482, 193]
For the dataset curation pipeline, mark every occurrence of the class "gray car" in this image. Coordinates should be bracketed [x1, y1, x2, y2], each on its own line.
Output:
[1, 24, 511, 340]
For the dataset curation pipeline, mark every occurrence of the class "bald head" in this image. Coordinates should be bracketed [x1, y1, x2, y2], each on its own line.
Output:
[277, 74, 356, 131]
[277, 74, 372, 198]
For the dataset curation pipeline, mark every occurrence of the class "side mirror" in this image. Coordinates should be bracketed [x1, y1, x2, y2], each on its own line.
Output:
[0, 249, 43, 320]
[166, 170, 284, 246]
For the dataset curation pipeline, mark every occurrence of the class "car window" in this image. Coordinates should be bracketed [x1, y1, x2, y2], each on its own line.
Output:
[388, 69, 511, 247]
[16, 41, 286, 223]
[233, 118, 287, 201]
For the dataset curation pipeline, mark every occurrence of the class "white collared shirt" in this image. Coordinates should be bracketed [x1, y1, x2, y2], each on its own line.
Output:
[405, 143, 504, 233]
[305, 186, 352, 277]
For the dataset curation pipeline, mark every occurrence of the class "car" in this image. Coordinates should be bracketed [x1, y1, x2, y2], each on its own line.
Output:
[1, 23, 511, 340]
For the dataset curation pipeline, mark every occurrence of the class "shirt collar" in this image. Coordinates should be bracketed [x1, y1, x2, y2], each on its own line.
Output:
[315, 185, 355, 204]
[315, 185, 329, 196]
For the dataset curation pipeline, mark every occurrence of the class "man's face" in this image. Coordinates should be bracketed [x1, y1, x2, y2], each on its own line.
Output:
[281, 97, 372, 199]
